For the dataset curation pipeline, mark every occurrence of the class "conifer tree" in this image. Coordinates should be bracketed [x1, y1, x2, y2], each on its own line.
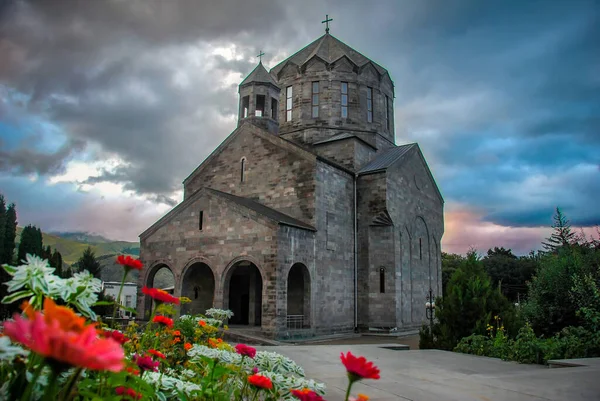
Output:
[0, 195, 6, 263]
[76, 246, 102, 279]
[51, 249, 65, 277]
[2, 204, 17, 264]
[542, 207, 577, 253]
[17, 225, 44, 261]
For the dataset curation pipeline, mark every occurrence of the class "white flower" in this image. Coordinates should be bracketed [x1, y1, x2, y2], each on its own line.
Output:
[144, 371, 201, 396]
[205, 308, 234, 321]
[261, 371, 326, 400]
[3, 254, 55, 294]
[253, 351, 305, 377]
[0, 336, 29, 360]
[188, 345, 242, 365]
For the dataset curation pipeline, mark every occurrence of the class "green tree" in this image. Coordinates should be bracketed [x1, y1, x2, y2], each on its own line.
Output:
[421, 251, 520, 350]
[542, 207, 577, 253]
[0, 195, 6, 263]
[51, 249, 66, 278]
[2, 204, 17, 264]
[17, 225, 44, 261]
[76, 246, 102, 279]
[483, 247, 537, 302]
[523, 242, 600, 336]
[441, 252, 465, 293]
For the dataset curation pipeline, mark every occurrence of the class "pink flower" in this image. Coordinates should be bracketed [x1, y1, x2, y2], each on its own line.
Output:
[133, 354, 159, 372]
[4, 312, 124, 372]
[235, 343, 257, 358]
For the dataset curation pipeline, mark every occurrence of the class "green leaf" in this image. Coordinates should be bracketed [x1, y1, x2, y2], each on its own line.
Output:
[2, 264, 16, 275]
[156, 391, 167, 401]
[2, 290, 33, 304]
[118, 305, 137, 315]
[92, 301, 115, 306]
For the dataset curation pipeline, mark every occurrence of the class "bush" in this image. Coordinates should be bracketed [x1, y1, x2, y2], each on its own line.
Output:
[455, 322, 600, 365]
[420, 252, 521, 350]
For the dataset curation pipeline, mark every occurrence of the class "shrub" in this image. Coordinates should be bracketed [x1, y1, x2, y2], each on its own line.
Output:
[420, 252, 520, 350]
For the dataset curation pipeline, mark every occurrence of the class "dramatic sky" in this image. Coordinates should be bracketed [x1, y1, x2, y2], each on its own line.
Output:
[0, 0, 598, 255]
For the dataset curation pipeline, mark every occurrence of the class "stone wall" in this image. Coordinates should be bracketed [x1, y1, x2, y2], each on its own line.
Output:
[312, 162, 356, 334]
[275, 58, 395, 145]
[138, 190, 282, 335]
[385, 146, 444, 328]
[312, 137, 376, 171]
[184, 124, 317, 227]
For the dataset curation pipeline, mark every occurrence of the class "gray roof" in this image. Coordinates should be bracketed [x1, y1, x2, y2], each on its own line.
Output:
[313, 132, 356, 145]
[358, 144, 416, 174]
[208, 189, 316, 231]
[240, 62, 278, 87]
[270, 34, 388, 77]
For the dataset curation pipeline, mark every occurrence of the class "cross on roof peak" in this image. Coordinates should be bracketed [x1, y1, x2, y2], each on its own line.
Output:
[322, 14, 333, 34]
[257, 50, 265, 62]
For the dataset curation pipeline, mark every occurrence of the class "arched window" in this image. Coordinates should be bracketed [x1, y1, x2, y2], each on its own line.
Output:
[379, 267, 385, 293]
[240, 157, 246, 183]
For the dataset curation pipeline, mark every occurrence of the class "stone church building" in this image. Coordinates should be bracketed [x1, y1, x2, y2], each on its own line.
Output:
[138, 31, 444, 339]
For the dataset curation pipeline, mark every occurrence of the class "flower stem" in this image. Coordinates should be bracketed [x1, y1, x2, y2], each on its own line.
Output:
[111, 270, 128, 329]
[42, 368, 59, 401]
[344, 380, 354, 401]
[60, 367, 82, 401]
[21, 361, 45, 401]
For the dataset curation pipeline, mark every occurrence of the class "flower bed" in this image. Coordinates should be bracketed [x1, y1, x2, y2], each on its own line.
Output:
[0, 255, 380, 400]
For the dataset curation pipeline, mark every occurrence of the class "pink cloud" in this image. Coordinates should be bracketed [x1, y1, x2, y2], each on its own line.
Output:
[442, 203, 598, 255]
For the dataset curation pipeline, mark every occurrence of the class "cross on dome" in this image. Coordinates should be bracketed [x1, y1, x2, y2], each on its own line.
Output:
[322, 14, 333, 34]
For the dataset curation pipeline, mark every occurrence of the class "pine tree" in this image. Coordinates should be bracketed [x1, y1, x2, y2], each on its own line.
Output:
[0, 195, 6, 263]
[77, 246, 102, 279]
[17, 225, 44, 261]
[51, 249, 65, 277]
[542, 207, 577, 253]
[2, 204, 17, 264]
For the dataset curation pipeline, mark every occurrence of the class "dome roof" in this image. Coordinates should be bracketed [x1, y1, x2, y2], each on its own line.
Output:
[270, 34, 388, 77]
[239, 61, 279, 87]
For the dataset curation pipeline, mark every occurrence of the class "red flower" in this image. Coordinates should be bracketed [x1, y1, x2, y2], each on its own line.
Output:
[142, 286, 180, 305]
[235, 343, 257, 358]
[340, 352, 380, 381]
[148, 349, 166, 359]
[102, 330, 129, 344]
[247, 374, 273, 390]
[184, 343, 192, 351]
[291, 388, 326, 401]
[153, 315, 174, 328]
[4, 310, 124, 372]
[116, 255, 143, 271]
[133, 354, 159, 372]
[115, 386, 142, 399]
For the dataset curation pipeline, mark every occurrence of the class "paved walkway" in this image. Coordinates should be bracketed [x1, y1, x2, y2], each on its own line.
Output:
[258, 344, 600, 401]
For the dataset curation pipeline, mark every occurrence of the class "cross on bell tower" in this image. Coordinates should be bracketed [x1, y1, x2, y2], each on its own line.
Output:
[322, 14, 333, 34]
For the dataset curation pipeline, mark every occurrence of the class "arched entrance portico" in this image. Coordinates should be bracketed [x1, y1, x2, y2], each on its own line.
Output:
[224, 260, 263, 326]
[143, 263, 175, 319]
[181, 262, 215, 316]
[286, 263, 311, 329]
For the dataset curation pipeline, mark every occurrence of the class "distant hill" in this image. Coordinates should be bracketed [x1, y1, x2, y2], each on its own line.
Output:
[16, 228, 140, 265]
[13, 228, 175, 287]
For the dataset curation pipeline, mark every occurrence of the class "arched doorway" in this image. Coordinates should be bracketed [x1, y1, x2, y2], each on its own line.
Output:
[287, 263, 311, 329]
[143, 263, 175, 319]
[181, 262, 215, 315]
[225, 260, 262, 326]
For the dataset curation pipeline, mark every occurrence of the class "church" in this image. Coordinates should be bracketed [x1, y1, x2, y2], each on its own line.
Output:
[137, 24, 444, 339]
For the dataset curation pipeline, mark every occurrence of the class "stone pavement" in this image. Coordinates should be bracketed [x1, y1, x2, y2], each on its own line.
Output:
[258, 344, 600, 401]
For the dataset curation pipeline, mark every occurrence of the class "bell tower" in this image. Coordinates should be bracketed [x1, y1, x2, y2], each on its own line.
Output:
[238, 56, 280, 134]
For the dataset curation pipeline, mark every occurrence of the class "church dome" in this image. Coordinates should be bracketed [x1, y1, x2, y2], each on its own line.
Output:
[268, 33, 396, 148]
[270, 34, 389, 78]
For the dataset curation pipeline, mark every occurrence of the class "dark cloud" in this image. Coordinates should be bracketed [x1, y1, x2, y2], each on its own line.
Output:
[0, 137, 85, 175]
[0, 0, 598, 240]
